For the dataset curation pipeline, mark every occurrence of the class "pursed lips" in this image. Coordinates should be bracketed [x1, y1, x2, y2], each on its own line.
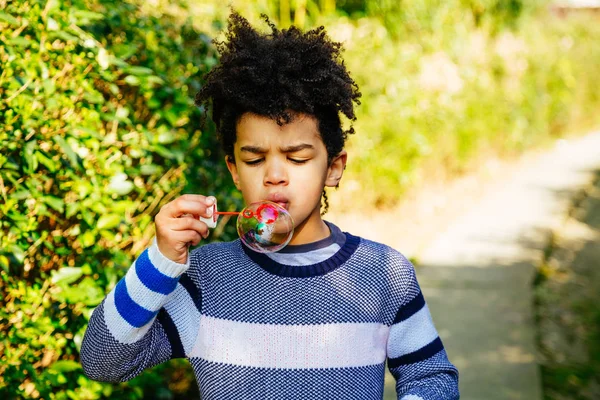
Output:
[266, 193, 289, 209]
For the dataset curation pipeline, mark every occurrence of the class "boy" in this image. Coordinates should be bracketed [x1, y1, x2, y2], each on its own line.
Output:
[81, 12, 459, 399]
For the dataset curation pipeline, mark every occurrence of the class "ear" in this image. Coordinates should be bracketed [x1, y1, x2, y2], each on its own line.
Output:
[225, 155, 241, 190]
[325, 150, 347, 188]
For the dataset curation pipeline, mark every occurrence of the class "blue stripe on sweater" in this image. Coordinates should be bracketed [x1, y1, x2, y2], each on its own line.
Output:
[393, 291, 425, 324]
[179, 273, 202, 312]
[135, 249, 179, 295]
[158, 308, 185, 358]
[114, 279, 158, 328]
[387, 337, 444, 368]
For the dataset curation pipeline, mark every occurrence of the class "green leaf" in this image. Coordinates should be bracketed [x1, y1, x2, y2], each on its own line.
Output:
[43, 78, 56, 95]
[80, 230, 96, 248]
[11, 37, 33, 48]
[54, 136, 80, 168]
[0, 12, 19, 25]
[73, 126, 102, 138]
[50, 30, 79, 43]
[157, 130, 175, 144]
[140, 164, 162, 175]
[97, 214, 121, 230]
[51, 267, 83, 285]
[147, 97, 161, 109]
[72, 10, 105, 22]
[152, 144, 177, 159]
[112, 44, 138, 59]
[125, 66, 154, 75]
[43, 196, 65, 214]
[145, 75, 165, 86]
[49, 360, 82, 373]
[0, 255, 9, 271]
[66, 202, 79, 218]
[12, 190, 31, 200]
[10, 245, 25, 263]
[124, 75, 140, 86]
[83, 90, 104, 104]
[36, 151, 57, 172]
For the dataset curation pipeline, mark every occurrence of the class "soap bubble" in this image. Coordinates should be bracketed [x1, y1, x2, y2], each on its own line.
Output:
[237, 201, 294, 253]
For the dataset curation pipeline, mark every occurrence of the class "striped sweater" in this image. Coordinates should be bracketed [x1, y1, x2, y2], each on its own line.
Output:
[80, 223, 459, 399]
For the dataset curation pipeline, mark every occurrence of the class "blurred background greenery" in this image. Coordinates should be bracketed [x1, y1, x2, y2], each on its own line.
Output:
[1, 0, 599, 398]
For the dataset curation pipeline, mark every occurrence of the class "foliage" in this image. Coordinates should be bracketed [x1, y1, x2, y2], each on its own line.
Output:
[331, 10, 600, 208]
[0, 0, 238, 398]
[534, 172, 600, 399]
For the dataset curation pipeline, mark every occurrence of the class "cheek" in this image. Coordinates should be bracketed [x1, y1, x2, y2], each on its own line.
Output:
[295, 168, 327, 193]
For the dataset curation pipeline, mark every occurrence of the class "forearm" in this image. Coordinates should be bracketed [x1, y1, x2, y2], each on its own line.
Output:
[80, 300, 172, 382]
[386, 259, 460, 400]
[389, 349, 459, 400]
[80, 242, 189, 382]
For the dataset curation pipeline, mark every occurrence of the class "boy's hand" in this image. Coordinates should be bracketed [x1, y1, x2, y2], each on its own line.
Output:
[155, 195, 216, 264]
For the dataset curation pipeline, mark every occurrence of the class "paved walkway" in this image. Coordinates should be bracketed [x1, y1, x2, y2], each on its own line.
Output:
[330, 131, 600, 399]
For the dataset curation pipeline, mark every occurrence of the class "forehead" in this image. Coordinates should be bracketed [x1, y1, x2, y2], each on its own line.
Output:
[235, 112, 322, 146]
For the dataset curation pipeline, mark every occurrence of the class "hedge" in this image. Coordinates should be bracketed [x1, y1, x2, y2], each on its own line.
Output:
[0, 0, 238, 398]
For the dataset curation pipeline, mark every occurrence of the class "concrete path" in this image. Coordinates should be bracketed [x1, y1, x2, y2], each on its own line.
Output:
[330, 130, 600, 399]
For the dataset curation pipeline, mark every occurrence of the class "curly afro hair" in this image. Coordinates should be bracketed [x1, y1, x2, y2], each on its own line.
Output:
[194, 11, 361, 165]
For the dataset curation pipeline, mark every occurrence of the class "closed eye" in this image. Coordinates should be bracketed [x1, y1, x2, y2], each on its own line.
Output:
[289, 158, 309, 164]
[244, 159, 264, 166]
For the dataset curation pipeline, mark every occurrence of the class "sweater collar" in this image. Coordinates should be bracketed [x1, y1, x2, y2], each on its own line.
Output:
[241, 232, 361, 278]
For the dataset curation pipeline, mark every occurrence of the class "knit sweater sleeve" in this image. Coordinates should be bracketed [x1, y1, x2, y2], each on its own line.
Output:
[386, 253, 460, 400]
[80, 240, 194, 382]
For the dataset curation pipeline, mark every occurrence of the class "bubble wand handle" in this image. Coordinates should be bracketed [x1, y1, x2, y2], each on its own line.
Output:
[214, 211, 240, 216]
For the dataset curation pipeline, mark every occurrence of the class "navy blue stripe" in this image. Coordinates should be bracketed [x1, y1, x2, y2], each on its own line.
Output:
[135, 249, 179, 295]
[276, 221, 344, 253]
[157, 308, 185, 358]
[179, 273, 202, 312]
[393, 291, 425, 324]
[114, 279, 158, 328]
[242, 233, 361, 278]
[387, 337, 444, 368]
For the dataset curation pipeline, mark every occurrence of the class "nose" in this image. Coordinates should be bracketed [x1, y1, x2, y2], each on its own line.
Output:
[263, 158, 288, 186]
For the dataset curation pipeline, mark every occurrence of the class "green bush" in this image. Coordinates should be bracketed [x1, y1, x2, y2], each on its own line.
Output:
[0, 0, 238, 398]
[330, 10, 600, 208]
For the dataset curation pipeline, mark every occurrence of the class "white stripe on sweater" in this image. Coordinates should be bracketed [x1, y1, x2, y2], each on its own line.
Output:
[148, 240, 189, 278]
[190, 316, 389, 369]
[103, 290, 155, 344]
[124, 263, 169, 312]
[163, 284, 201, 356]
[387, 304, 439, 359]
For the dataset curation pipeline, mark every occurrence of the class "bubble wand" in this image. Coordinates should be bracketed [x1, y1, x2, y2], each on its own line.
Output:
[201, 200, 295, 253]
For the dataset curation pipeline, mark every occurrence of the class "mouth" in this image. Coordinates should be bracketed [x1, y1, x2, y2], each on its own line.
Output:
[265, 194, 289, 210]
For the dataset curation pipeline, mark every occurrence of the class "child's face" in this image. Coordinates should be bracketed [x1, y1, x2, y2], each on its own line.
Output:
[226, 112, 346, 244]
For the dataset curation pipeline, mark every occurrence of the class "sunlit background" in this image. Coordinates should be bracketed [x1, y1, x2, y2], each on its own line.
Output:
[1, 0, 599, 398]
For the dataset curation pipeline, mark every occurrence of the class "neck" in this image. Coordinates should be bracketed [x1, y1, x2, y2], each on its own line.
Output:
[288, 213, 330, 246]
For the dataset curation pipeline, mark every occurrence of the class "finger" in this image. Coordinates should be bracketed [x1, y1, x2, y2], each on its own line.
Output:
[168, 196, 216, 219]
[168, 229, 204, 248]
[179, 230, 203, 247]
[170, 217, 210, 236]
[177, 194, 216, 207]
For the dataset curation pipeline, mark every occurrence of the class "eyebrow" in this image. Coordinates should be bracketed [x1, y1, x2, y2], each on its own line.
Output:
[280, 143, 314, 153]
[240, 143, 315, 154]
[240, 145, 267, 154]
